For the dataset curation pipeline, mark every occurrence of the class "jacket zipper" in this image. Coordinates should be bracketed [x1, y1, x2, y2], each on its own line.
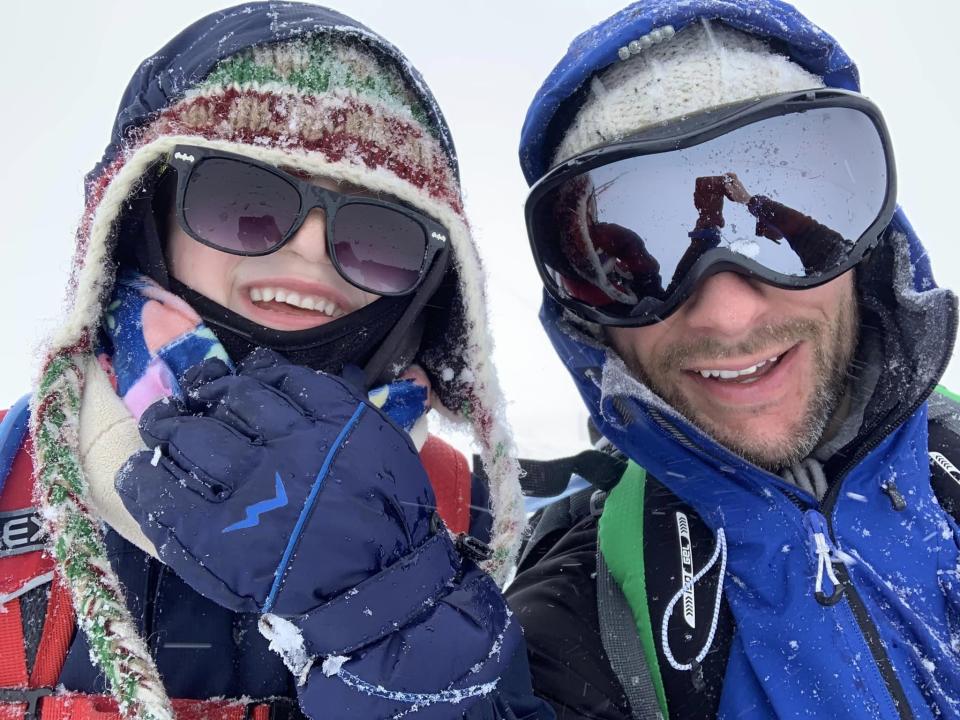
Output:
[819, 488, 913, 719]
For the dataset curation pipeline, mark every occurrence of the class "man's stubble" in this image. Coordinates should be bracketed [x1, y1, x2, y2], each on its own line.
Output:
[623, 286, 860, 471]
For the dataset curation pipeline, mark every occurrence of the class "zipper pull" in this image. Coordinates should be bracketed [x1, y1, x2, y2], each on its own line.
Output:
[803, 510, 844, 606]
[881, 477, 907, 511]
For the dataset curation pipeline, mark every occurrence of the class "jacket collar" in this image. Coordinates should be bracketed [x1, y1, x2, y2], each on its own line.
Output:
[540, 225, 958, 517]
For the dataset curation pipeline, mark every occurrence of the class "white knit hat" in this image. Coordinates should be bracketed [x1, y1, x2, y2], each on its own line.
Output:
[553, 20, 825, 165]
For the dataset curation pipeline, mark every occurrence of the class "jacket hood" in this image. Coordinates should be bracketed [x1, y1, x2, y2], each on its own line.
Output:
[29, 6, 525, 719]
[88, 2, 459, 200]
[523, 0, 957, 486]
[53, 1, 523, 570]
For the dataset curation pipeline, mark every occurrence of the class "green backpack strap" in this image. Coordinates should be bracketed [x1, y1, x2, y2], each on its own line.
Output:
[597, 460, 669, 719]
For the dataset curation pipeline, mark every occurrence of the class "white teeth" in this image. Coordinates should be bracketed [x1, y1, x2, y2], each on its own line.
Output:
[696, 354, 781, 380]
[248, 286, 342, 317]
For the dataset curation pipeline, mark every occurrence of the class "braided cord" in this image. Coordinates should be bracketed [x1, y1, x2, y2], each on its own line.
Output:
[32, 347, 174, 720]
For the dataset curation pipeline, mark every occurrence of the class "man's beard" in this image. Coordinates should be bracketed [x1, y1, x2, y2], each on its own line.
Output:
[627, 295, 859, 471]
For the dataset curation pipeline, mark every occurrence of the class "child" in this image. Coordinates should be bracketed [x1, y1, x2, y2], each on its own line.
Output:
[0, 3, 536, 719]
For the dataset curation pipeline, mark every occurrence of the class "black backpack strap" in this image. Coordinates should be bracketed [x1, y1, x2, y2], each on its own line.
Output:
[517, 486, 606, 572]
[927, 388, 960, 524]
[597, 549, 665, 720]
[492, 448, 624, 571]
[475, 449, 626, 498]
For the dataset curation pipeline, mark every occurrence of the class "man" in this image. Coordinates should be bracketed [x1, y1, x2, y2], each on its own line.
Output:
[507, 1, 960, 718]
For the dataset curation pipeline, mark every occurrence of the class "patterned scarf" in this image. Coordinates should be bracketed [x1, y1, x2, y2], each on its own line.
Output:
[100, 272, 430, 430]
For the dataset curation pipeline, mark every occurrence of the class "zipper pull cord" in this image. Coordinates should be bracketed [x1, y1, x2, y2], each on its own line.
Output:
[804, 510, 845, 606]
[660, 528, 727, 672]
[812, 531, 844, 606]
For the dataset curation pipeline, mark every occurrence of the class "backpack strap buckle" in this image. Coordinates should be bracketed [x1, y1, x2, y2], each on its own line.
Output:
[0, 686, 54, 720]
[455, 533, 493, 563]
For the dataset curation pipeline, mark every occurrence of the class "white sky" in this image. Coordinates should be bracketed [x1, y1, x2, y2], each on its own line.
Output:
[1, 1, 959, 459]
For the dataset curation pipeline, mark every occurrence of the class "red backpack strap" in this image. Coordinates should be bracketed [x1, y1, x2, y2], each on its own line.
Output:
[0, 399, 78, 719]
[419, 435, 472, 535]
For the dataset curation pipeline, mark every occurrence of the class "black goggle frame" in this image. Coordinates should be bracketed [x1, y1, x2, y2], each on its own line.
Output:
[525, 89, 898, 327]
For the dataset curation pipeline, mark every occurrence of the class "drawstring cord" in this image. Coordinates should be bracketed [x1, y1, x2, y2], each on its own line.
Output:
[813, 531, 841, 597]
[812, 530, 845, 605]
[661, 528, 727, 672]
[804, 510, 845, 606]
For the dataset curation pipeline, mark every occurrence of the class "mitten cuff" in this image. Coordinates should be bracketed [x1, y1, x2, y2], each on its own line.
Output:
[291, 530, 461, 656]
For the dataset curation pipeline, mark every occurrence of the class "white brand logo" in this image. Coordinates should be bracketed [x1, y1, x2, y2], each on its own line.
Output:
[430, 231, 447, 243]
[676, 512, 695, 629]
[174, 151, 196, 163]
[0, 508, 45, 558]
[931, 451, 960, 487]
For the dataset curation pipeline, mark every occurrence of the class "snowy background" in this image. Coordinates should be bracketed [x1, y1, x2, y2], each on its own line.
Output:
[1, 1, 958, 458]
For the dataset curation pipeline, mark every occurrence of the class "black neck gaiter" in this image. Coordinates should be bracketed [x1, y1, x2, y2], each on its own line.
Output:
[169, 278, 415, 376]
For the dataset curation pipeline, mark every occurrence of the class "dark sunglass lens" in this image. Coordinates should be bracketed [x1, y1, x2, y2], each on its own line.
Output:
[332, 204, 427, 294]
[182, 158, 301, 253]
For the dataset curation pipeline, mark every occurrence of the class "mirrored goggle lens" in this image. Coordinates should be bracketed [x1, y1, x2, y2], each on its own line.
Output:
[332, 203, 427, 294]
[532, 107, 889, 319]
[182, 158, 301, 254]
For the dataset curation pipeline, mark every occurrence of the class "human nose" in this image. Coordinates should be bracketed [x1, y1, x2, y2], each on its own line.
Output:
[284, 208, 330, 264]
[679, 271, 768, 338]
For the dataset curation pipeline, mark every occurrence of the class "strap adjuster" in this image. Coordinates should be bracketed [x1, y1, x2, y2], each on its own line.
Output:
[455, 533, 492, 563]
[0, 686, 54, 720]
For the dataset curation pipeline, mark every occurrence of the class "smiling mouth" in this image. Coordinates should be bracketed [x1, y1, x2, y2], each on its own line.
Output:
[249, 286, 346, 319]
[687, 348, 793, 385]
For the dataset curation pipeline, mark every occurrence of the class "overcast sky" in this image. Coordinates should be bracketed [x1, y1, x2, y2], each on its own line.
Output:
[1, 1, 958, 458]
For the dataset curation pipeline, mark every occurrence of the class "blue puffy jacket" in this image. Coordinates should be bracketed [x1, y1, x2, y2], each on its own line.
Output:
[515, 1, 960, 718]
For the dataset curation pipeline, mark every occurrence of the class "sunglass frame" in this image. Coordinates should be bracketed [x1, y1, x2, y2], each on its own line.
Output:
[166, 144, 450, 297]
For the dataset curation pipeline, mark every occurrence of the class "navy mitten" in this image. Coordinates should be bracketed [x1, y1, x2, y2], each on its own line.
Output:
[116, 350, 522, 718]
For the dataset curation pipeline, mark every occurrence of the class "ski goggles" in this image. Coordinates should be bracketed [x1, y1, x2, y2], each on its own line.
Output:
[525, 89, 897, 326]
[166, 145, 450, 296]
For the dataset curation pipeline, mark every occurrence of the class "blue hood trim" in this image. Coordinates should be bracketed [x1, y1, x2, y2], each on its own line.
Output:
[88, 1, 458, 201]
[519, 0, 858, 184]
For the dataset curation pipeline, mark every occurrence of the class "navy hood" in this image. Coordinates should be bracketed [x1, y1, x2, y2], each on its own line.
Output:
[87, 1, 459, 201]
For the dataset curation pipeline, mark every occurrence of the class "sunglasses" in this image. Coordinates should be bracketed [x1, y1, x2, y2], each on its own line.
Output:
[166, 145, 449, 296]
[525, 89, 897, 326]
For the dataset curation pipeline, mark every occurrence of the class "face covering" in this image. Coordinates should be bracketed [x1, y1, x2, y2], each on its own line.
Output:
[169, 278, 418, 378]
[113, 172, 432, 387]
[99, 271, 430, 432]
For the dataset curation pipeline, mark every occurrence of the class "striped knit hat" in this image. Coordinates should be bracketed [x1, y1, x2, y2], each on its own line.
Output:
[30, 5, 524, 719]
